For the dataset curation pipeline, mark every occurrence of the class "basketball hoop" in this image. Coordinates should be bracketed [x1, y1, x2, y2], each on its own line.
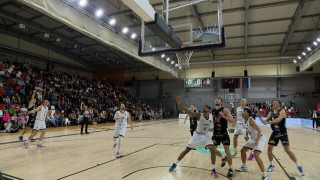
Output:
[176, 50, 193, 68]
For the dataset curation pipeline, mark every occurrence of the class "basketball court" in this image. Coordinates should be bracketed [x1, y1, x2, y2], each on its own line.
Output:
[0, 119, 319, 180]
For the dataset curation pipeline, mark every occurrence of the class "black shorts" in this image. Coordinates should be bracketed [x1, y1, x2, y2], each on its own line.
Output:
[26, 120, 35, 128]
[268, 132, 289, 146]
[190, 125, 197, 131]
[212, 133, 230, 146]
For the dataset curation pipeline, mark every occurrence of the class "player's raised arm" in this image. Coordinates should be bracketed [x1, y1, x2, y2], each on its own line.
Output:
[176, 97, 200, 119]
[28, 106, 41, 114]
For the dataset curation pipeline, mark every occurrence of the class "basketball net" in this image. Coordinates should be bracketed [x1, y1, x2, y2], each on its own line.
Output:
[176, 50, 193, 69]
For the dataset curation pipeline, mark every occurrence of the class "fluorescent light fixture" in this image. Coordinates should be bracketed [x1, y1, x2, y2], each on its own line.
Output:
[175, 64, 178, 67]
[317, 38, 320, 42]
[44, 33, 50, 38]
[297, 56, 301, 60]
[179, 67, 182, 69]
[19, 23, 25, 29]
[56, 37, 61, 42]
[95, 9, 103, 17]
[313, 41, 318, 46]
[109, 19, 116, 25]
[302, 52, 306, 56]
[131, 33, 136, 39]
[293, 59, 297, 63]
[122, 27, 129, 34]
[152, 48, 156, 51]
[307, 47, 311, 51]
[171, 61, 174, 64]
[166, 58, 170, 61]
[79, 0, 87, 7]
[161, 54, 165, 58]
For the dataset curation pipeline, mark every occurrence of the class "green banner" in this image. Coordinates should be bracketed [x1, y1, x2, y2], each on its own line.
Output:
[185, 78, 202, 87]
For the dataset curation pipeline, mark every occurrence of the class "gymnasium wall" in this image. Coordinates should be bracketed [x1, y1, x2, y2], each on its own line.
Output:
[124, 76, 319, 117]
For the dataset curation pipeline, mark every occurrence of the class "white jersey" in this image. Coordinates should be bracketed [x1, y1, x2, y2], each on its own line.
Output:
[115, 110, 129, 127]
[196, 113, 213, 134]
[236, 106, 245, 124]
[245, 117, 259, 139]
[36, 105, 48, 121]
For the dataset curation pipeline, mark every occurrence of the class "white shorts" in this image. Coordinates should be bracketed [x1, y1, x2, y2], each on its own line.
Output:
[234, 123, 247, 136]
[243, 134, 266, 152]
[187, 132, 213, 150]
[33, 120, 46, 130]
[113, 126, 127, 138]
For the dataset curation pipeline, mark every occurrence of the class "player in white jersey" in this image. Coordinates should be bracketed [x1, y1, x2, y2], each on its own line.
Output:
[169, 97, 220, 176]
[236, 107, 269, 180]
[24, 100, 54, 149]
[113, 103, 133, 158]
[233, 98, 254, 159]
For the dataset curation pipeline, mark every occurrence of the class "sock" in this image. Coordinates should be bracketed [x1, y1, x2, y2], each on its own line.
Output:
[270, 161, 273, 165]
[229, 165, 232, 169]
[242, 163, 246, 167]
[262, 171, 267, 176]
[26, 140, 29, 143]
[117, 137, 122, 154]
[38, 141, 42, 144]
[222, 155, 226, 159]
[175, 160, 179, 165]
[212, 164, 215, 169]
[296, 161, 301, 167]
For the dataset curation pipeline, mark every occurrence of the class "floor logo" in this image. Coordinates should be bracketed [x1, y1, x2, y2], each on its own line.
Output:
[196, 146, 236, 154]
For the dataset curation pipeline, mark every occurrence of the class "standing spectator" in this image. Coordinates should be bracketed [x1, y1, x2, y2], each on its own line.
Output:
[80, 102, 90, 134]
[312, 110, 319, 129]
[1, 110, 11, 127]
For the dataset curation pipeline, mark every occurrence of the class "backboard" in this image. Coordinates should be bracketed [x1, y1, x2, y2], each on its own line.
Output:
[138, 0, 225, 56]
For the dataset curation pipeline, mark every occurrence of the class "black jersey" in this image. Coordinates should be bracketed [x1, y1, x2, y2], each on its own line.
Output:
[190, 109, 197, 127]
[270, 109, 287, 134]
[27, 106, 36, 120]
[212, 107, 228, 134]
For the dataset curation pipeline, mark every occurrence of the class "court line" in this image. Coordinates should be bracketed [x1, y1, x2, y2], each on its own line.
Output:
[122, 166, 232, 179]
[1, 173, 24, 180]
[56, 143, 157, 180]
[0, 120, 177, 145]
[273, 155, 296, 180]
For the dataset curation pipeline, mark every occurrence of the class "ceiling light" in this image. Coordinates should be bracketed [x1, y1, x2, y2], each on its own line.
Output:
[44, 33, 50, 38]
[79, 0, 87, 7]
[302, 52, 306, 56]
[131, 33, 136, 39]
[122, 27, 129, 34]
[293, 59, 297, 63]
[175, 64, 178, 67]
[95, 9, 103, 17]
[297, 56, 301, 60]
[56, 37, 61, 42]
[161, 54, 165, 58]
[307, 47, 311, 51]
[19, 23, 25, 29]
[109, 19, 116, 25]
[166, 58, 170, 61]
[317, 38, 320, 42]
[313, 41, 318, 46]
[171, 61, 174, 64]
[152, 48, 156, 51]
[179, 67, 182, 69]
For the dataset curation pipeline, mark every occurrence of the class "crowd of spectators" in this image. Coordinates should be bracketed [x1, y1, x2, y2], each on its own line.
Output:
[0, 60, 169, 133]
[248, 101, 298, 118]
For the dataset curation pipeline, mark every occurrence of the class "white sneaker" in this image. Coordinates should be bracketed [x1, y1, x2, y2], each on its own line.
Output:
[236, 165, 248, 172]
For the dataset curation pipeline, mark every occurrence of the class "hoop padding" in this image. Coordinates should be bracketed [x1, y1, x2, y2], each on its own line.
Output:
[176, 51, 193, 68]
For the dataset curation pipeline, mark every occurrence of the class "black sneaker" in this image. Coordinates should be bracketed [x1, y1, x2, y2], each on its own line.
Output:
[31, 138, 35, 142]
[19, 136, 23, 142]
[221, 157, 227, 167]
[227, 169, 233, 177]
[85, 132, 90, 134]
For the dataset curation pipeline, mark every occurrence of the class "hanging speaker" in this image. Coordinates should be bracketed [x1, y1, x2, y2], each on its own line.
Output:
[244, 70, 248, 77]
[296, 66, 300, 72]
[156, 77, 159, 80]
[132, 77, 135, 81]
[211, 71, 215, 78]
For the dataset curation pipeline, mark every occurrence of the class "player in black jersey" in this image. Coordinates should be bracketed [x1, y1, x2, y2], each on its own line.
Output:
[19, 90, 37, 142]
[183, 104, 198, 136]
[257, 100, 305, 176]
[211, 97, 235, 178]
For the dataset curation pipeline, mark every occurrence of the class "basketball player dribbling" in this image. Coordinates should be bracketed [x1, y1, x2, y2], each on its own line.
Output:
[258, 100, 305, 176]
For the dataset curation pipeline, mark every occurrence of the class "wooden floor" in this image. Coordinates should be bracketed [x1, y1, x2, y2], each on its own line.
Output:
[0, 119, 319, 180]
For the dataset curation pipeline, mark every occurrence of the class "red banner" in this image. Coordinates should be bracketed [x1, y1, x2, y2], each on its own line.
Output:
[317, 103, 320, 113]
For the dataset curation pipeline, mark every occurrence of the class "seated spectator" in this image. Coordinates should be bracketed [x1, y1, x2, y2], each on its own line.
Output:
[12, 92, 21, 104]
[8, 104, 15, 116]
[18, 113, 27, 128]
[3, 95, 10, 104]
[1, 110, 11, 127]
[53, 112, 62, 127]
[100, 110, 107, 123]
[0, 80, 3, 88]
[1, 119, 12, 133]
[6, 89, 14, 99]
[70, 111, 77, 125]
